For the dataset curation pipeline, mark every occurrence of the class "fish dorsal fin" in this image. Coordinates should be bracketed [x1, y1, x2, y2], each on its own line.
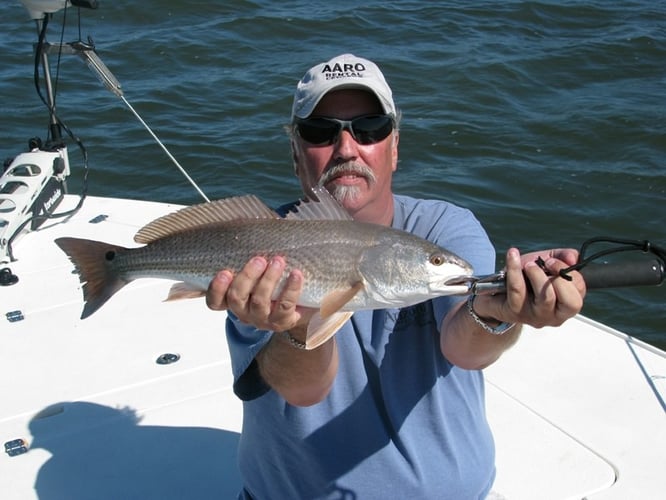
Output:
[284, 186, 353, 221]
[134, 194, 279, 244]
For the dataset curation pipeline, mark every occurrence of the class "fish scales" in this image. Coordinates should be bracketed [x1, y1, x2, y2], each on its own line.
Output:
[109, 218, 387, 305]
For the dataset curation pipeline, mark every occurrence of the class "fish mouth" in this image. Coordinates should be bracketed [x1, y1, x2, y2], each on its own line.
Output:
[444, 275, 476, 287]
[432, 274, 476, 296]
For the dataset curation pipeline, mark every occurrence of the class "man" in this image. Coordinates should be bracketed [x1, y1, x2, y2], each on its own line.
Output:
[207, 54, 585, 499]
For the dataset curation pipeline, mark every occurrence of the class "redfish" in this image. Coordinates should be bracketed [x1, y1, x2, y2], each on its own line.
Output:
[56, 187, 472, 348]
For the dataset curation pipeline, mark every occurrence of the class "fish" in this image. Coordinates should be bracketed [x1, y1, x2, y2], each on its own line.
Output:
[55, 187, 473, 349]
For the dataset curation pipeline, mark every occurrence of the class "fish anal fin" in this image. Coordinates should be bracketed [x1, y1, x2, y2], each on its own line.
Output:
[165, 282, 207, 301]
[320, 282, 364, 318]
[304, 311, 353, 350]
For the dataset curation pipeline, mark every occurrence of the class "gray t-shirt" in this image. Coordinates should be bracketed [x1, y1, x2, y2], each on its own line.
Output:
[226, 194, 497, 499]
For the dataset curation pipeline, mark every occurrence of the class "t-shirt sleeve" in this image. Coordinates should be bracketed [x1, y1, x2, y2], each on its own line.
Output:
[225, 314, 272, 401]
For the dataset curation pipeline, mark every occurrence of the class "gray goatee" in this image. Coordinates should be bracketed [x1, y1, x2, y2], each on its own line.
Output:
[318, 162, 376, 204]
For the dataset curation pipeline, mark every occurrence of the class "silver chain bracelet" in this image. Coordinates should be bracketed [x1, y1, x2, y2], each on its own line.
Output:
[282, 331, 308, 349]
[466, 294, 516, 335]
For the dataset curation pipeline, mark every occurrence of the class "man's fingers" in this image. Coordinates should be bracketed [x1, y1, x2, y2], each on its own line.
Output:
[523, 259, 556, 302]
[504, 247, 528, 317]
[205, 256, 311, 333]
[543, 257, 585, 322]
[268, 269, 306, 328]
[206, 270, 233, 310]
[226, 257, 268, 317]
[249, 257, 286, 318]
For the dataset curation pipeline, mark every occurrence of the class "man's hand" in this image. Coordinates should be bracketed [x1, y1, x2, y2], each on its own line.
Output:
[475, 248, 586, 328]
[206, 256, 318, 333]
[207, 256, 337, 406]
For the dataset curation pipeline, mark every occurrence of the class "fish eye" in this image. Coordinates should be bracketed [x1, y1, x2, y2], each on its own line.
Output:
[430, 254, 445, 266]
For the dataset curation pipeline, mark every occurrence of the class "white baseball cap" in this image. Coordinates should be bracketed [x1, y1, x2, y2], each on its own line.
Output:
[291, 53, 396, 120]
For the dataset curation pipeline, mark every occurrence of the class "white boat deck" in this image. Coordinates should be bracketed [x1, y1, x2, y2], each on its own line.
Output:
[1, 195, 664, 499]
[487, 316, 666, 499]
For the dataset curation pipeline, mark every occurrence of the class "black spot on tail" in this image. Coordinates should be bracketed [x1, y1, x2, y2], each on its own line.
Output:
[54, 237, 130, 318]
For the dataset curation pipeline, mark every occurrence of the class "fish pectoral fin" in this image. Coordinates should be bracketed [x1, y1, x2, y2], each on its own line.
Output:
[304, 311, 353, 350]
[165, 282, 207, 301]
[320, 282, 364, 318]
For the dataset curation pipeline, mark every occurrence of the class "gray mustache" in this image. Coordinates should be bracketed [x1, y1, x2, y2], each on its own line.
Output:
[317, 162, 377, 187]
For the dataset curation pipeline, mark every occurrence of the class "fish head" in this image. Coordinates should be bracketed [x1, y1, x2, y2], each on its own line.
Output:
[358, 232, 475, 307]
[424, 249, 474, 296]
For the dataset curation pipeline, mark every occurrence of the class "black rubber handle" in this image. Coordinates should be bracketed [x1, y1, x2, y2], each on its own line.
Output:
[470, 258, 665, 296]
[579, 259, 665, 289]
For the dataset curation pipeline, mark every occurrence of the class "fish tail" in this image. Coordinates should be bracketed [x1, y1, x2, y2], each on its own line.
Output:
[55, 237, 130, 319]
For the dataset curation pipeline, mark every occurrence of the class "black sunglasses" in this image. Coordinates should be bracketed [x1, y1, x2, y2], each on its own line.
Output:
[294, 114, 395, 146]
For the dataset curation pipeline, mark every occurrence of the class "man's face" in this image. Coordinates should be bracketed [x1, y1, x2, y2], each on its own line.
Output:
[292, 89, 399, 225]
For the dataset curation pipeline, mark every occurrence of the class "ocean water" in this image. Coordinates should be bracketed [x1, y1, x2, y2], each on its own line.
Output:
[1, 1, 664, 348]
